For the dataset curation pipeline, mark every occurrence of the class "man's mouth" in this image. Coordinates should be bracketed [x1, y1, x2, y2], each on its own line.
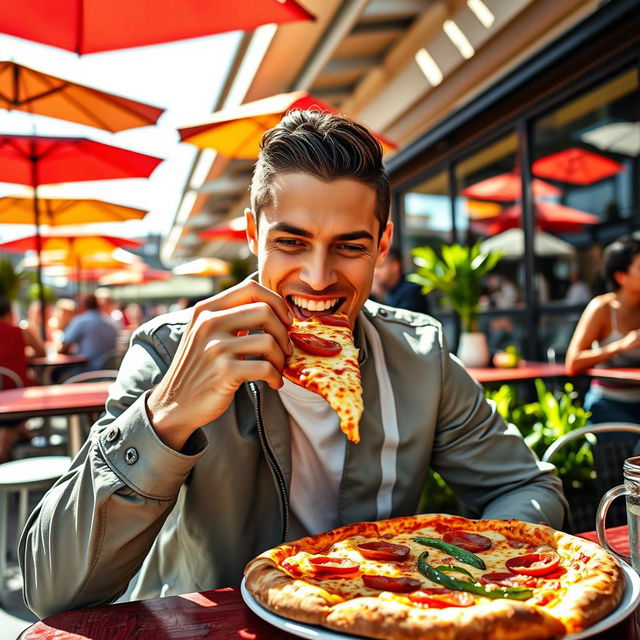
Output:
[287, 295, 345, 319]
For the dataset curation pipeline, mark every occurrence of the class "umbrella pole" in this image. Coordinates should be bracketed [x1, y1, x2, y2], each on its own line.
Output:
[30, 157, 47, 341]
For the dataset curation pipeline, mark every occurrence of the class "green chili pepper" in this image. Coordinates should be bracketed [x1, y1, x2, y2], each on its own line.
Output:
[435, 564, 475, 580]
[417, 553, 533, 601]
[412, 536, 486, 570]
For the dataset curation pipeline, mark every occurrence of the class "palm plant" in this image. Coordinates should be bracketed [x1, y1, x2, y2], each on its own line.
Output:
[408, 242, 502, 332]
[0, 257, 25, 301]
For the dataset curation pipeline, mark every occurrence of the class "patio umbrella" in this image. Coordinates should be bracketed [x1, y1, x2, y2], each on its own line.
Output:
[179, 91, 397, 158]
[0, 60, 164, 131]
[580, 122, 640, 157]
[475, 201, 600, 235]
[99, 266, 170, 286]
[532, 147, 624, 185]
[0, 133, 161, 332]
[0, 196, 148, 226]
[460, 172, 562, 202]
[0, 0, 314, 54]
[199, 216, 247, 242]
[480, 229, 575, 259]
[172, 257, 230, 277]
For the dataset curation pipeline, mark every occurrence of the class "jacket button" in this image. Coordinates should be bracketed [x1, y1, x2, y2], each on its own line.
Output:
[379, 308, 388, 316]
[105, 427, 120, 443]
[125, 447, 139, 465]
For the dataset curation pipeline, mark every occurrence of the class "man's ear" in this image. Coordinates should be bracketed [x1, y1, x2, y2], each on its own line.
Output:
[375, 222, 393, 268]
[245, 208, 259, 256]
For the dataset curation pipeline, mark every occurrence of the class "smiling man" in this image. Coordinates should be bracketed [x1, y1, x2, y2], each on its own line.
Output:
[20, 110, 566, 618]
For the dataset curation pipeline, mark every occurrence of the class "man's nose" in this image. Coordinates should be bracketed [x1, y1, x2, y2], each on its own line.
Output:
[299, 252, 338, 291]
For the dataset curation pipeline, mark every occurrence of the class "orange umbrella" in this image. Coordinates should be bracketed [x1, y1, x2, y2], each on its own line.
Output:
[532, 148, 624, 185]
[199, 217, 247, 242]
[172, 257, 230, 277]
[0, 196, 148, 226]
[0, 0, 313, 54]
[0, 60, 164, 131]
[0, 233, 141, 258]
[473, 201, 599, 235]
[461, 172, 562, 202]
[179, 91, 396, 158]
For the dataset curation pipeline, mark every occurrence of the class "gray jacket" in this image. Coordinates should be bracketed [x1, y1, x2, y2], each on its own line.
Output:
[19, 302, 566, 618]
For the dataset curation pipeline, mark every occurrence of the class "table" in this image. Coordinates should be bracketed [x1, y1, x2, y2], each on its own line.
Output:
[28, 353, 87, 385]
[586, 368, 640, 384]
[18, 526, 638, 640]
[468, 361, 568, 384]
[0, 381, 110, 456]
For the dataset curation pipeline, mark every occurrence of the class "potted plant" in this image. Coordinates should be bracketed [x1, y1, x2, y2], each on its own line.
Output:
[408, 242, 502, 366]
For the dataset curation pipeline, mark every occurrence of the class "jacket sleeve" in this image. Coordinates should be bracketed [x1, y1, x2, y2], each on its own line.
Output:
[430, 336, 568, 528]
[19, 323, 208, 619]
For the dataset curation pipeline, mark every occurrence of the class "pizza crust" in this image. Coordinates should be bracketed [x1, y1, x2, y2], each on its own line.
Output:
[244, 515, 625, 640]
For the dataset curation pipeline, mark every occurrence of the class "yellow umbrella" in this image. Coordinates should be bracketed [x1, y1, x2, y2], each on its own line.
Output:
[172, 257, 230, 277]
[0, 196, 148, 226]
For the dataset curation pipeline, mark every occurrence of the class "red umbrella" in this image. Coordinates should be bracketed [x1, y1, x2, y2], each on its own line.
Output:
[532, 148, 624, 185]
[1, 0, 314, 54]
[199, 216, 247, 242]
[473, 201, 599, 235]
[0, 134, 161, 333]
[461, 172, 562, 202]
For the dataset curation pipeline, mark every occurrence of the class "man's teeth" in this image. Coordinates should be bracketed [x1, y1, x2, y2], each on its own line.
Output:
[292, 296, 339, 311]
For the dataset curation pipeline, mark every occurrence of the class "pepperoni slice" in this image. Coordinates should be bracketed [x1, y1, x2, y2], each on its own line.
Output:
[357, 541, 410, 561]
[442, 531, 492, 553]
[319, 315, 351, 328]
[290, 332, 342, 357]
[362, 575, 421, 593]
[309, 556, 359, 575]
[479, 572, 537, 588]
[505, 552, 560, 576]
[408, 588, 475, 608]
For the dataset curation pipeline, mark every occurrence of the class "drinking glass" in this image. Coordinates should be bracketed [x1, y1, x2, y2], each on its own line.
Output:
[596, 455, 640, 571]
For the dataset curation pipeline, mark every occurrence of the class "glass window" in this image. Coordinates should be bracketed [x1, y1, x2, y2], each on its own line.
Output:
[531, 67, 639, 308]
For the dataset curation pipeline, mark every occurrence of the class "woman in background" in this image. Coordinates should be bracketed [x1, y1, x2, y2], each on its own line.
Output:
[566, 236, 640, 423]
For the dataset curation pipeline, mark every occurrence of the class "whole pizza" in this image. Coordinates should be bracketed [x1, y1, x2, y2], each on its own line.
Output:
[244, 514, 624, 640]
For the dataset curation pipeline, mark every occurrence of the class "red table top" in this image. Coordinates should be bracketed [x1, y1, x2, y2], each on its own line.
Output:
[28, 354, 88, 367]
[587, 367, 640, 383]
[468, 361, 568, 383]
[18, 527, 636, 640]
[0, 380, 110, 420]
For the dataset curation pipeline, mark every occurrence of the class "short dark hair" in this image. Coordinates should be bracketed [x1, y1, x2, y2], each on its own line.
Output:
[250, 109, 390, 238]
[82, 293, 99, 311]
[603, 236, 640, 290]
[0, 296, 10, 317]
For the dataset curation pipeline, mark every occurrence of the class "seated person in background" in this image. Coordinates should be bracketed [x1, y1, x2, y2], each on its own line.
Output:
[566, 236, 640, 423]
[59, 293, 118, 371]
[21, 110, 566, 618]
[370, 246, 431, 314]
[0, 296, 45, 461]
[49, 298, 76, 345]
[95, 288, 124, 329]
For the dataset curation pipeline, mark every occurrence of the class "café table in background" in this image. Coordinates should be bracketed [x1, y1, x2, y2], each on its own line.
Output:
[28, 353, 88, 385]
[468, 361, 568, 384]
[586, 368, 640, 384]
[0, 381, 110, 456]
[18, 526, 637, 640]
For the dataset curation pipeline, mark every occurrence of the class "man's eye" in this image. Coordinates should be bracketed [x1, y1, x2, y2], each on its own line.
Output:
[275, 237, 304, 248]
[337, 243, 365, 253]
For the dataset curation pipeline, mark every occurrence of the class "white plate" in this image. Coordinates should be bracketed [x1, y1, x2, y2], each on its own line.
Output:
[241, 561, 640, 640]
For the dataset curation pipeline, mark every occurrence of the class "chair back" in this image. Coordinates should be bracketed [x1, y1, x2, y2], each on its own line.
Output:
[62, 370, 118, 384]
[96, 348, 123, 370]
[0, 366, 23, 390]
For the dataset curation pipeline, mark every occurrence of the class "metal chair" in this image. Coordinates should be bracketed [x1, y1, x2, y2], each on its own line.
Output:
[63, 370, 118, 385]
[96, 348, 123, 370]
[0, 367, 23, 391]
[0, 455, 71, 598]
[543, 423, 640, 533]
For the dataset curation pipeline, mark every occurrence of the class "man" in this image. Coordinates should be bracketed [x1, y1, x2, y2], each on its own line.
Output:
[371, 246, 431, 314]
[21, 111, 566, 618]
[58, 292, 119, 371]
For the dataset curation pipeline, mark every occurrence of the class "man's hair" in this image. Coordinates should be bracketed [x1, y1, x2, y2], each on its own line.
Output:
[250, 109, 390, 238]
[82, 293, 99, 311]
[0, 296, 10, 317]
[603, 236, 640, 290]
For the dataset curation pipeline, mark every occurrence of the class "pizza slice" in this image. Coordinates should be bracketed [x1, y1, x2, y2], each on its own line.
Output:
[283, 313, 363, 443]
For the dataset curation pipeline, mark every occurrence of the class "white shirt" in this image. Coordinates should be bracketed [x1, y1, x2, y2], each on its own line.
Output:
[278, 378, 345, 539]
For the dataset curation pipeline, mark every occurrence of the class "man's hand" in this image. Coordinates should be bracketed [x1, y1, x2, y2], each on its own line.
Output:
[146, 280, 292, 451]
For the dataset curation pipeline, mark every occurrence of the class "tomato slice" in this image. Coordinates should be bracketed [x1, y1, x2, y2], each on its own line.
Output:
[505, 552, 561, 576]
[357, 541, 410, 561]
[319, 315, 351, 328]
[309, 556, 360, 575]
[408, 588, 475, 608]
[290, 332, 342, 357]
[442, 531, 492, 553]
[362, 574, 421, 593]
[479, 572, 537, 588]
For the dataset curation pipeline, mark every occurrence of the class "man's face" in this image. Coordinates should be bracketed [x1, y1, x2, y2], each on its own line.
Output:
[246, 173, 392, 327]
